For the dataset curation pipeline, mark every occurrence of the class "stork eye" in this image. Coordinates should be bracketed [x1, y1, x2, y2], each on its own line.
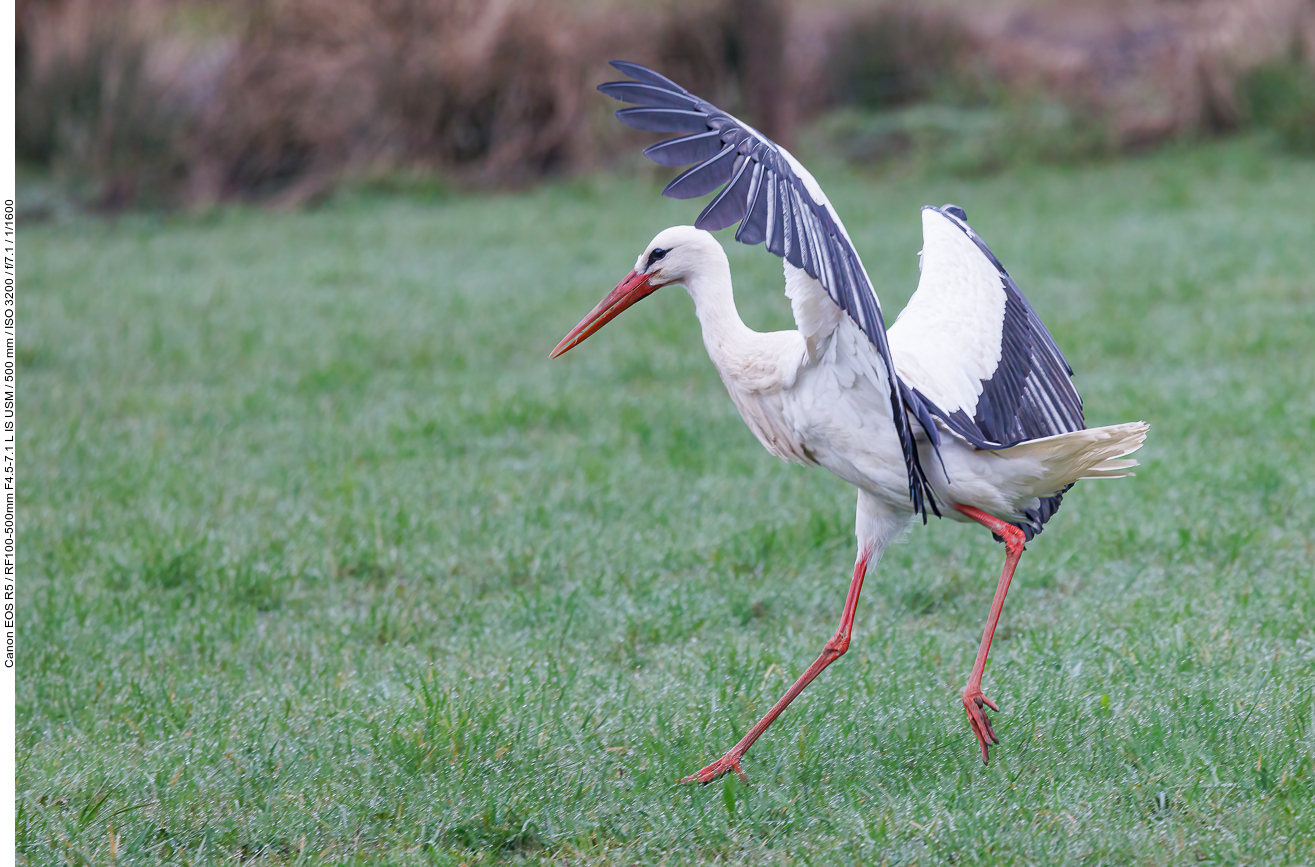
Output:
[645, 248, 669, 269]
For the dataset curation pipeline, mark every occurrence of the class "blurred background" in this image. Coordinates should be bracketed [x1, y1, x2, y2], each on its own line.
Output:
[15, 0, 1315, 212]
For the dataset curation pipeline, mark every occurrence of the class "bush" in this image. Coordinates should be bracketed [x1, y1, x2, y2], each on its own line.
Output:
[15, 0, 758, 207]
[16, 0, 228, 207]
[195, 0, 602, 203]
[1241, 54, 1315, 153]
[16, 0, 1315, 208]
[825, 3, 977, 110]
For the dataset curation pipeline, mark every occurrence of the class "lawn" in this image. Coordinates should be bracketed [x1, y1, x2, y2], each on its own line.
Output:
[18, 138, 1315, 864]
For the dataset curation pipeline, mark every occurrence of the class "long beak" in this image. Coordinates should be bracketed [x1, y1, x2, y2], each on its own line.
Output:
[550, 270, 659, 358]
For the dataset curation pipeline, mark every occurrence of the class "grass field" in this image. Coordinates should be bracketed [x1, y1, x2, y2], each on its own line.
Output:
[19, 138, 1315, 865]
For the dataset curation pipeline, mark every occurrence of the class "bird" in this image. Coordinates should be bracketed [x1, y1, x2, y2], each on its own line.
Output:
[549, 61, 1148, 784]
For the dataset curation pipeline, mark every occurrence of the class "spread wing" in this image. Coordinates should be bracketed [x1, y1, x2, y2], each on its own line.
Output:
[600, 61, 939, 519]
[888, 206, 1085, 450]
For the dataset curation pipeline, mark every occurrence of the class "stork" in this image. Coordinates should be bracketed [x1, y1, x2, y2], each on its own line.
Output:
[550, 62, 1148, 784]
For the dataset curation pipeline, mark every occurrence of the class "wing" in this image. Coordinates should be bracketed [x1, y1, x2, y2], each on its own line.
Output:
[600, 61, 939, 519]
[888, 205, 1085, 451]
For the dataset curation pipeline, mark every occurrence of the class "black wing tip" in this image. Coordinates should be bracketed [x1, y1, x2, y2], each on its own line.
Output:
[923, 203, 968, 223]
[897, 381, 946, 523]
[606, 60, 689, 94]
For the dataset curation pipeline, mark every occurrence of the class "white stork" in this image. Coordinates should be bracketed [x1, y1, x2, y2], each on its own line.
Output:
[550, 62, 1148, 784]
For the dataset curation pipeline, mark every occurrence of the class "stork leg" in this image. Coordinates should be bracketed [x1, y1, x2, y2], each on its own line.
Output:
[953, 502, 1027, 765]
[679, 547, 873, 785]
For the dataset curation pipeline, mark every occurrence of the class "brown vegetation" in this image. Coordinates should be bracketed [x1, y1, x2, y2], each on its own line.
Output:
[16, 0, 1315, 209]
[17, 0, 235, 206]
[969, 0, 1315, 148]
[193, 0, 603, 204]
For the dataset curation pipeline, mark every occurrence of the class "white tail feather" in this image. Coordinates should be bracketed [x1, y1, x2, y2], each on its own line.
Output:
[994, 421, 1150, 498]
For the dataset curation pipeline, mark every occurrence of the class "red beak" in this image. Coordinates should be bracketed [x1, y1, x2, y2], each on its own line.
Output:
[550, 270, 660, 358]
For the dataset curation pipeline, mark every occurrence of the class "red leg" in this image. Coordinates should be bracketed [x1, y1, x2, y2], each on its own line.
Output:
[953, 503, 1027, 765]
[679, 548, 874, 784]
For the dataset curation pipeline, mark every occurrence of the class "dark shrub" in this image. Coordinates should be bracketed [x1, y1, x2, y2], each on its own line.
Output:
[826, 3, 976, 109]
[1242, 53, 1315, 153]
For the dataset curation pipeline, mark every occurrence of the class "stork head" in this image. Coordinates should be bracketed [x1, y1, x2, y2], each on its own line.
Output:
[550, 226, 717, 358]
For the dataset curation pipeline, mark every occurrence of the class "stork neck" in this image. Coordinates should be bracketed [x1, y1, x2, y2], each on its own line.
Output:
[684, 258, 758, 358]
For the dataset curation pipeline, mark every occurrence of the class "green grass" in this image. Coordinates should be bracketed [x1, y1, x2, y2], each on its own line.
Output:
[19, 137, 1315, 865]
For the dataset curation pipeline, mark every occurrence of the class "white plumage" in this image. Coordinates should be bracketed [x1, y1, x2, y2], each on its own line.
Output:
[550, 62, 1149, 784]
[890, 208, 1010, 417]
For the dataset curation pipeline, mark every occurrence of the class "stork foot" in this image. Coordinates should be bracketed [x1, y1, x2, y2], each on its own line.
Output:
[962, 688, 1000, 764]
[679, 752, 749, 785]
